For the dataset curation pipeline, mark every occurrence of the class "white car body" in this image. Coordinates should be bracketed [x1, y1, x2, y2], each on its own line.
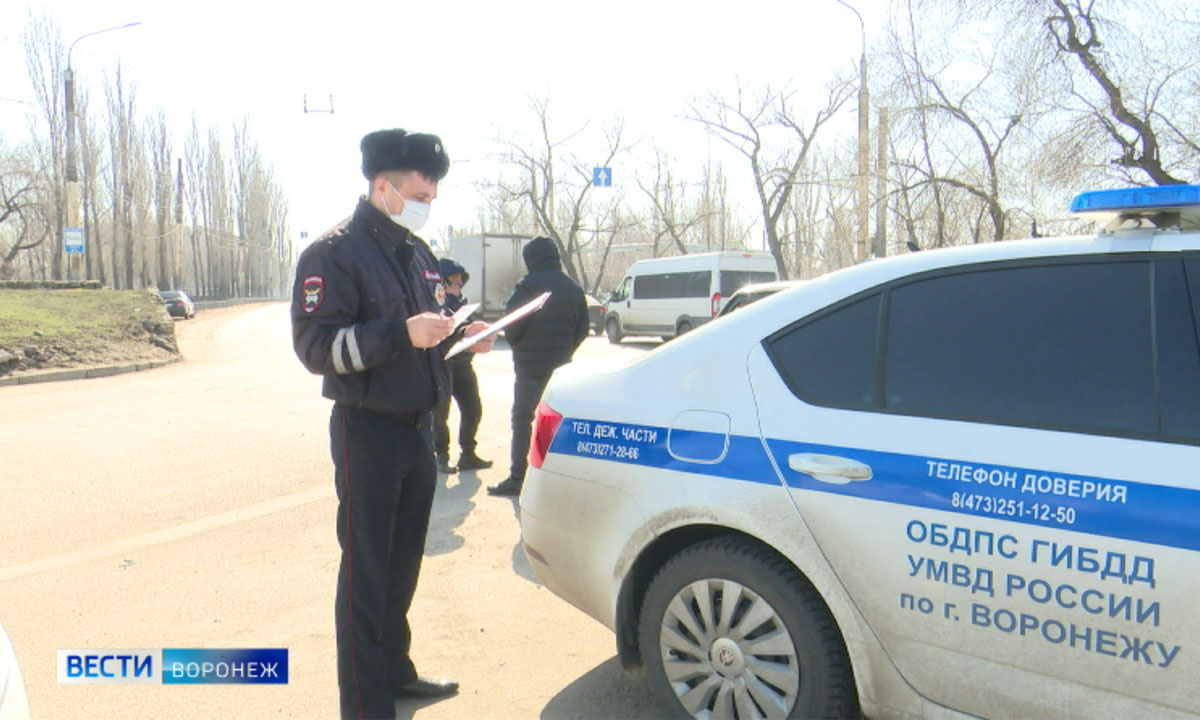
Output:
[0, 621, 30, 720]
[521, 188, 1200, 719]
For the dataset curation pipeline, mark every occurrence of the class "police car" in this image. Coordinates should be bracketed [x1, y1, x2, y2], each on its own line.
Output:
[519, 186, 1200, 719]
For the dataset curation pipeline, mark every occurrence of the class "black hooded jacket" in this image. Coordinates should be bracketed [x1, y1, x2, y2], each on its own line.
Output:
[504, 237, 589, 378]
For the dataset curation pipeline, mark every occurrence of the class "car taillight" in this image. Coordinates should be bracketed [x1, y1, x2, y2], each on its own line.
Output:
[529, 401, 564, 469]
[711, 292, 721, 317]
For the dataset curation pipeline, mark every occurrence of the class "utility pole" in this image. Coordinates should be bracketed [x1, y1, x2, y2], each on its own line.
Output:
[64, 22, 141, 283]
[175, 157, 184, 289]
[856, 51, 869, 261]
[64, 64, 79, 281]
[833, 0, 869, 262]
[874, 107, 889, 258]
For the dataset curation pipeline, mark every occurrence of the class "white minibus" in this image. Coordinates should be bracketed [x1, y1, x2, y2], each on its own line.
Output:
[603, 251, 777, 342]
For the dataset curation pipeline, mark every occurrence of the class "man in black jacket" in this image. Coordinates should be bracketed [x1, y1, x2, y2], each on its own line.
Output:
[488, 236, 589, 497]
[291, 128, 492, 719]
[433, 257, 492, 474]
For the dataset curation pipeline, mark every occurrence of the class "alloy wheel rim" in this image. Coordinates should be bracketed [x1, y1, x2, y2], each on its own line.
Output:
[658, 578, 800, 719]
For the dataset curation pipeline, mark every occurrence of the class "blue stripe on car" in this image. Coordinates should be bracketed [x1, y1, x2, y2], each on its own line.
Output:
[548, 417, 1200, 553]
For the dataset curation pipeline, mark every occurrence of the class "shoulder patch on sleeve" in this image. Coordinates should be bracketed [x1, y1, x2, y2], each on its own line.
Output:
[302, 275, 325, 313]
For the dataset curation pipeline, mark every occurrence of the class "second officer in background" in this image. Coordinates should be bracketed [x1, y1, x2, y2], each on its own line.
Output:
[434, 257, 492, 473]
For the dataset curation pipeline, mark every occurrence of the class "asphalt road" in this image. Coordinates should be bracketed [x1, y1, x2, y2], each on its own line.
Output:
[0, 302, 667, 720]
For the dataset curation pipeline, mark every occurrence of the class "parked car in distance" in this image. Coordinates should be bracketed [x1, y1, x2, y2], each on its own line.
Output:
[585, 293, 607, 335]
[160, 290, 196, 319]
[716, 279, 806, 317]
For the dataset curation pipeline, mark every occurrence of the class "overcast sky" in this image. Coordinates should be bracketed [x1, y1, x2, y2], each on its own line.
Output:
[0, 0, 888, 249]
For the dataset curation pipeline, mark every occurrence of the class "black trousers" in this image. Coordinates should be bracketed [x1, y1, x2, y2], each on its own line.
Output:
[508, 372, 551, 483]
[433, 361, 483, 457]
[330, 405, 436, 720]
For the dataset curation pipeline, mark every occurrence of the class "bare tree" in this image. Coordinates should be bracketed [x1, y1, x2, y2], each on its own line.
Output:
[147, 110, 173, 287]
[21, 10, 66, 280]
[880, 0, 1059, 246]
[0, 148, 47, 280]
[634, 148, 714, 257]
[76, 84, 109, 285]
[1043, 0, 1197, 185]
[184, 117, 209, 295]
[690, 78, 855, 278]
[104, 64, 140, 288]
[492, 97, 624, 287]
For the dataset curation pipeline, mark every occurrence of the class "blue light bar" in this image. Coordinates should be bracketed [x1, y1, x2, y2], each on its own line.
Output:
[1070, 185, 1200, 214]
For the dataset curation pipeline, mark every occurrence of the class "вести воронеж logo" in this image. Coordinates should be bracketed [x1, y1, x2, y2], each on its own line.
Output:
[57, 649, 287, 684]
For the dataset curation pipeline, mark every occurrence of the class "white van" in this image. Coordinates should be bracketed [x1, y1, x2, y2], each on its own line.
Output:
[604, 251, 777, 342]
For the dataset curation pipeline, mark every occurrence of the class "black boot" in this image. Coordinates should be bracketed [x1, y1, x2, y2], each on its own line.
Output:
[486, 477, 522, 496]
[457, 451, 493, 470]
[437, 453, 457, 474]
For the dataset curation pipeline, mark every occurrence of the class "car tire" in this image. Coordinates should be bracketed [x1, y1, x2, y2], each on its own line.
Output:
[676, 320, 693, 337]
[638, 537, 857, 720]
[606, 318, 623, 344]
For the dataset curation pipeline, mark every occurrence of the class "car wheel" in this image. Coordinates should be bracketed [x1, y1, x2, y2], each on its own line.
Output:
[638, 537, 857, 720]
[676, 320, 693, 337]
[606, 318, 623, 344]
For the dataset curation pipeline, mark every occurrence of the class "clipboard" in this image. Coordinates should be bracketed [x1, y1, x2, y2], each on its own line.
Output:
[444, 291, 550, 359]
[448, 302, 481, 330]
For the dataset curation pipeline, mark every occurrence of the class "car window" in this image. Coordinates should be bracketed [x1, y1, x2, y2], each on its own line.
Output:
[634, 271, 711, 299]
[1161, 259, 1200, 440]
[720, 270, 777, 296]
[885, 260, 1155, 436]
[766, 293, 880, 409]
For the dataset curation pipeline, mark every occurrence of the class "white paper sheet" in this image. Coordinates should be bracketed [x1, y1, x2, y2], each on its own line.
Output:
[444, 291, 551, 359]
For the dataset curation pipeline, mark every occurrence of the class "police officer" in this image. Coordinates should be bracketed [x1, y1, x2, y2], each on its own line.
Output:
[291, 128, 492, 720]
[433, 257, 492, 474]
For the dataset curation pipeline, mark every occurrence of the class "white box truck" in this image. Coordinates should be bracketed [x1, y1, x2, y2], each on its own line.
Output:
[443, 234, 534, 321]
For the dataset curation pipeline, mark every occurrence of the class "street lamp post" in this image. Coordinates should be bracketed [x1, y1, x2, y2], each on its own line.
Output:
[64, 21, 140, 281]
[833, 0, 869, 262]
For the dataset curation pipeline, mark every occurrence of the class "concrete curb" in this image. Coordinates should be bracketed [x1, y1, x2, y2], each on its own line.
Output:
[0, 357, 181, 387]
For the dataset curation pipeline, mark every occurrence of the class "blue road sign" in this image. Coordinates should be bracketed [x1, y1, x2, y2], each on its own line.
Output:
[64, 227, 84, 253]
[593, 167, 612, 187]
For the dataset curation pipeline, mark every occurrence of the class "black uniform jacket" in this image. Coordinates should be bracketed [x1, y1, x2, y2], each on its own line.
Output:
[291, 198, 450, 416]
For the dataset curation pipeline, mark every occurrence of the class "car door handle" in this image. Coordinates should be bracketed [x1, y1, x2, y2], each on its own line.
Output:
[787, 453, 873, 485]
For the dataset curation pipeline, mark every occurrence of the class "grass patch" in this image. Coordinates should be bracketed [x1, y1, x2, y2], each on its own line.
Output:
[0, 288, 168, 347]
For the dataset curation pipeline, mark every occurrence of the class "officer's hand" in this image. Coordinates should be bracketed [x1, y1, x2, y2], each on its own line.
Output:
[465, 321, 494, 353]
[406, 312, 455, 349]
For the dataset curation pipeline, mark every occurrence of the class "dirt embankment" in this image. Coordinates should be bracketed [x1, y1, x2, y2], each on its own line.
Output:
[0, 286, 179, 378]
